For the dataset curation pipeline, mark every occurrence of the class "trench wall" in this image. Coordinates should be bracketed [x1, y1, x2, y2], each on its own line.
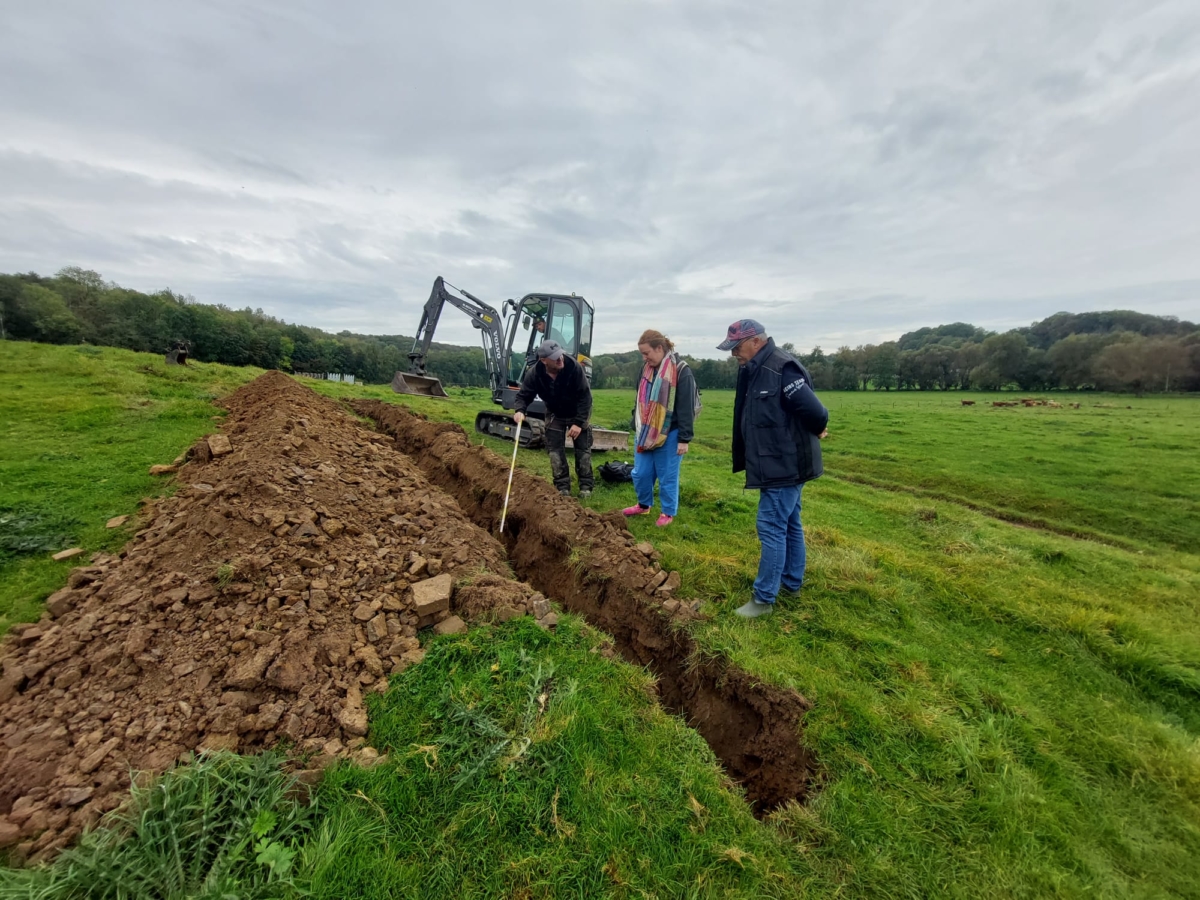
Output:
[354, 400, 817, 813]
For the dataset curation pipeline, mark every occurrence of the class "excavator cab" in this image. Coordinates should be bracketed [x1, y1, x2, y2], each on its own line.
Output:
[504, 294, 594, 386]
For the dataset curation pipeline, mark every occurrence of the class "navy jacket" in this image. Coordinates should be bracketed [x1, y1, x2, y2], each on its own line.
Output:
[732, 339, 828, 488]
[514, 355, 592, 427]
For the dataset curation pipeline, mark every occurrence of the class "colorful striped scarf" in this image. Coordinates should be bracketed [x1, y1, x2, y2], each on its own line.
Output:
[635, 353, 678, 452]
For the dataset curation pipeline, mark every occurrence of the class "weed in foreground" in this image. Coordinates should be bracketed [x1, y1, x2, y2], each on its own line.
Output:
[0, 752, 316, 900]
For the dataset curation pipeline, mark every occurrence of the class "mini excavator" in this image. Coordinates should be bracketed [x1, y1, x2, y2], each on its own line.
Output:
[392, 276, 629, 451]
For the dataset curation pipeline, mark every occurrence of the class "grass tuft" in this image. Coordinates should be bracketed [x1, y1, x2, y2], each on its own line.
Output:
[0, 752, 316, 899]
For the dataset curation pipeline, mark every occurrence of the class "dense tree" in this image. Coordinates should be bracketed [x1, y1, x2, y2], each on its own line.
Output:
[831, 346, 860, 390]
[867, 342, 900, 391]
[798, 346, 832, 388]
[953, 343, 984, 390]
[1095, 335, 1191, 396]
[1045, 333, 1110, 389]
[1027, 310, 1195, 350]
[972, 331, 1029, 388]
[897, 322, 991, 352]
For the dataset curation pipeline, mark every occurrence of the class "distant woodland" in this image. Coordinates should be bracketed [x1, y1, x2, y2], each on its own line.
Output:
[2, 268, 1197, 394]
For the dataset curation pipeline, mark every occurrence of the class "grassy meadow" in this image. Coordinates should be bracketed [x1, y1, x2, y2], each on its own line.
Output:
[3, 342, 1199, 898]
[0, 342, 261, 629]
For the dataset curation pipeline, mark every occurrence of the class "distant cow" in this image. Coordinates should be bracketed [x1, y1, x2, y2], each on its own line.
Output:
[961, 400, 975, 406]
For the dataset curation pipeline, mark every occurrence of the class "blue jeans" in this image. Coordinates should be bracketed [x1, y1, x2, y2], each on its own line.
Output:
[632, 429, 681, 516]
[754, 485, 805, 604]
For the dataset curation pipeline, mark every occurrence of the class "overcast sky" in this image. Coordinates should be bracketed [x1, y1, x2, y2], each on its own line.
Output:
[2, 0, 1198, 356]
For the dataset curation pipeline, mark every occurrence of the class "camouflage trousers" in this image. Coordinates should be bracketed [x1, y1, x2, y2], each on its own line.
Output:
[545, 417, 594, 494]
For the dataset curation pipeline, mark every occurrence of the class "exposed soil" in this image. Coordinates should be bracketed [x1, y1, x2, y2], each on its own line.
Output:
[355, 400, 818, 815]
[0, 372, 550, 863]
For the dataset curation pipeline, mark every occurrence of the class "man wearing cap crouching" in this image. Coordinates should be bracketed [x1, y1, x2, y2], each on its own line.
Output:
[513, 340, 596, 498]
[718, 320, 829, 618]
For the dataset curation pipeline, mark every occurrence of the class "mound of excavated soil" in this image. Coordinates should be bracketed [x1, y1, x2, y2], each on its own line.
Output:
[0, 372, 549, 863]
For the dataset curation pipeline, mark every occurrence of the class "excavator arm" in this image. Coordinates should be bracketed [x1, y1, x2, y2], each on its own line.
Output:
[405, 276, 508, 394]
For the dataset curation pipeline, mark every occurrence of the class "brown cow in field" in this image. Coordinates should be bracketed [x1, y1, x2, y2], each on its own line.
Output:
[961, 400, 975, 406]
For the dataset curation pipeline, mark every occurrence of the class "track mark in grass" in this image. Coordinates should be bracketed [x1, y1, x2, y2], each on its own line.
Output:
[550, 786, 576, 839]
[831, 471, 1140, 550]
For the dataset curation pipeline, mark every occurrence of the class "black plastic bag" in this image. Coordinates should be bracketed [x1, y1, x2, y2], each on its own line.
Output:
[599, 460, 635, 484]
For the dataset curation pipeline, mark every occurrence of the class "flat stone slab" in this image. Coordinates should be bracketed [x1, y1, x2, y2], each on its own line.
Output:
[411, 573, 453, 617]
[105, 515, 129, 529]
[207, 434, 233, 456]
[51, 548, 84, 562]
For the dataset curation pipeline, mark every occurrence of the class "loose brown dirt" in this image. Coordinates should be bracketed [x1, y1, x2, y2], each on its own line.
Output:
[0, 372, 548, 862]
[355, 399, 818, 815]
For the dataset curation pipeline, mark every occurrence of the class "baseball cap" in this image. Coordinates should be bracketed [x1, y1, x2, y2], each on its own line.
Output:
[717, 319, 766, 351]
[536, 340, 564, 361]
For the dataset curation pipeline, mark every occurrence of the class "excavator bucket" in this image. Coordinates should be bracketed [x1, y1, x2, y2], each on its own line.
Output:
[576, 427, 630, 452]
[391, 372, 449, 398]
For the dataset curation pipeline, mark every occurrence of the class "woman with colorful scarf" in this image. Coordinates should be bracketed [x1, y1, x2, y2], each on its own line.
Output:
[624, 330, 697, 527]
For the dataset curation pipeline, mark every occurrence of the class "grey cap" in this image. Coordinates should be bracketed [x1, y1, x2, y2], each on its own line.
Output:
[536, 340, 564, 361]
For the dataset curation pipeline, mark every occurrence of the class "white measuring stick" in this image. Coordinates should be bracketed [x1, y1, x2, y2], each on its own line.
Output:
[499, 418, 522, 533]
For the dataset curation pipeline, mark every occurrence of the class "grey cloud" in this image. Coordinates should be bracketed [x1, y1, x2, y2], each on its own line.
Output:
[1, 0, 1198, 359]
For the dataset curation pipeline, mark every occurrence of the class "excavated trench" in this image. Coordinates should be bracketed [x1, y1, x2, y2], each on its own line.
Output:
[355, 400, 817, 814]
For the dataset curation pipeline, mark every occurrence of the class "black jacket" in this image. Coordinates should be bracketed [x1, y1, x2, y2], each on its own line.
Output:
[635, 354, 698, 443]
[514, 355, 592, 427]
[732, 338, 828, 489]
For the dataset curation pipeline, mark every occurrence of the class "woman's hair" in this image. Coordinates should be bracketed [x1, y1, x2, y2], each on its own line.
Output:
[637, 329, 675, 353]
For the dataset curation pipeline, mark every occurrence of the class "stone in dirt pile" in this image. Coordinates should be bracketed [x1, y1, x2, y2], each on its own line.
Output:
[0, 371, 548, 864]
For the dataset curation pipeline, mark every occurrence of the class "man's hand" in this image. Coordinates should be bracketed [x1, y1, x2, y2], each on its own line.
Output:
[513, 412, 525, 425]
[818, 429, 828, 439]
[567, 424, 582, 441]
[677, 442, 689, 456]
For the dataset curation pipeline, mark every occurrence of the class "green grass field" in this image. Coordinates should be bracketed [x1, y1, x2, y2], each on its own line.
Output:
[0, 342, 261, 629]
[3, 342, 1199, 898]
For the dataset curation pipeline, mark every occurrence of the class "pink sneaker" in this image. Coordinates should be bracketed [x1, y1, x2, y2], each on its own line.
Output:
[622, 505, 650, 516]
[656, 514, 674, 527]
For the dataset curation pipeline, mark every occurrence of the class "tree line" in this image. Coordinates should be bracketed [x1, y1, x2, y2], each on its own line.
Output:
[2, 268, 1197, 394]
[0, 268, 490, 387]
[594, 312, 1199, 395]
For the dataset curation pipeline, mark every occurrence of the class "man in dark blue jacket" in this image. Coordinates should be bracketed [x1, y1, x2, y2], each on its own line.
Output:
[718, 319, 829, 618]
